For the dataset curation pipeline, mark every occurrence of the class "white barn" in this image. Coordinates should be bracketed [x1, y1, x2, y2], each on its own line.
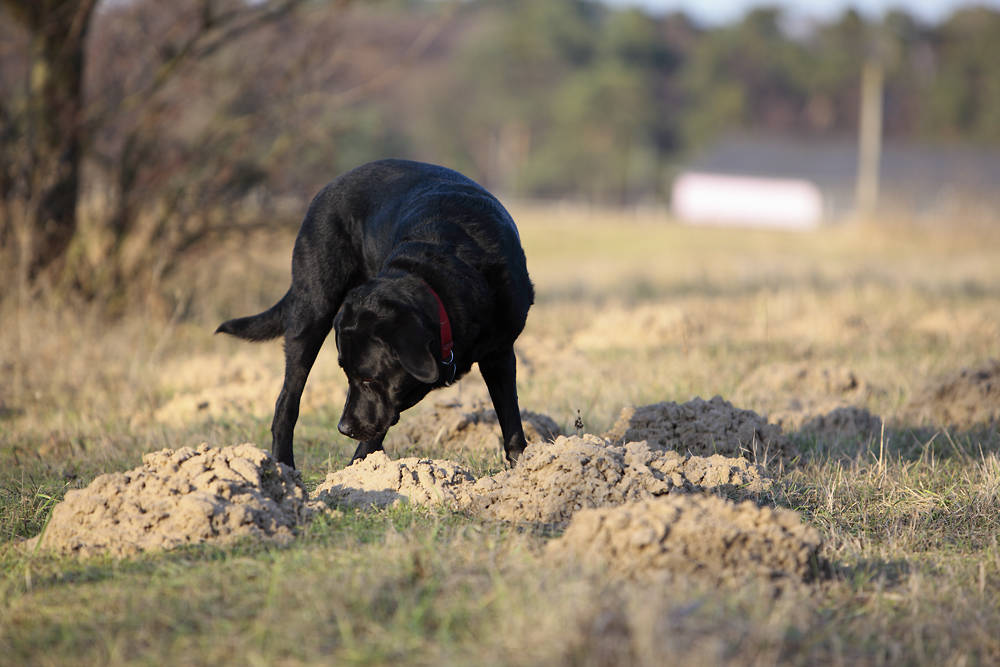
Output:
[671, 136, 1000, 227]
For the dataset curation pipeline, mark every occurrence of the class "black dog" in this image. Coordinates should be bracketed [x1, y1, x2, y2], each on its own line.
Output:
[216, 159, 534, 469]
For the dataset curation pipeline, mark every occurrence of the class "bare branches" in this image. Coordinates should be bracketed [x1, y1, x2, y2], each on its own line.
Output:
[119, 0, 302, 113]
[324, 4, 455, 111]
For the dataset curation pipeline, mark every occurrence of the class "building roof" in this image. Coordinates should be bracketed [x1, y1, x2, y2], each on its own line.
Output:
[683, 135, 1000, 219]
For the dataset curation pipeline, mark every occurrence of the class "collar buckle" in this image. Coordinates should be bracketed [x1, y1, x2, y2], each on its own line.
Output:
[442, 350, 457, 386]
[422, 279, 456, 386]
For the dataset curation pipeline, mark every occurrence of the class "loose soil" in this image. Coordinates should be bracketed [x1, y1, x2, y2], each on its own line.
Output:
[471, 435, 772, 525]
[34, 353, 996, 562]
[603, 396, 798, 468]
[738, 363, 881, 435]
[547, 494, 824, 584]
[798, 406, 883, 441]
[313, 451, 479, 510]
[901, 358, 1000, 429]
[142, 353, 345, 428]
[386, 400, 562, 456]
[29, 432, 774, 562]
[24, 444, 320, 558]
[315, 434, 771, 524]
[24, 398, 819, 586]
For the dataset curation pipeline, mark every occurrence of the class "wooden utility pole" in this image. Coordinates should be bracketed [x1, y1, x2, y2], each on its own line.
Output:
[856, 59, 884, 219]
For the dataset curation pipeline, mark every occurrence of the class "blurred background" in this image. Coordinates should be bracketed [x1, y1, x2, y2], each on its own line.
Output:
[2, 0, 1000, 305]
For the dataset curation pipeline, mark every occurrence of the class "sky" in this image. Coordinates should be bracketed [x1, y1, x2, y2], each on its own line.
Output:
[603, 0, 1000, 26]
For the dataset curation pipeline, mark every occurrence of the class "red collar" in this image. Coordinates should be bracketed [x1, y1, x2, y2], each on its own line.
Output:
[423, 282, 453, 363]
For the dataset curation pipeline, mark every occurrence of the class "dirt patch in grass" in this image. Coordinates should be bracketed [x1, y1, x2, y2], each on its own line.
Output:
[26, 414, 777, 559]
[386, 400, 562, 456]
[23, 435, 798, 586]
[314, 435, 771, 522]
[547, 494, 824, 584]
[24, 444, 321, 558]
[738, 363, 880, 434]
[472, 435, 773, 525]
[603, 396, 797, 468]
[313, 451, 479, 510]
[901, 359, 1000, 429]
[142, 353, 345, 428]
[743, 363, 873, 401]
[798, 406, 883, 441]
[27, 413, 777, 557]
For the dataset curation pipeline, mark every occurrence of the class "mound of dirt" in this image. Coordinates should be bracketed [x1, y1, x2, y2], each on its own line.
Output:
[471, 435, 772, 525]
[143, 353, 345, 428]
[902, 359, 1000, 429]
[547, 495, 824, 584]
[28, 434, 777, 557]
[743, 363, 872, 399]
[603, 397, 797, 468]
[798, 406, 883, 441]
[151, 381, 345, 428]
[386, 401, 562, 456]
[313, 451, 478, 510]
[24, 444, 318, 558]
[311, 435, 771, 525]
[738, 363, 878, 433]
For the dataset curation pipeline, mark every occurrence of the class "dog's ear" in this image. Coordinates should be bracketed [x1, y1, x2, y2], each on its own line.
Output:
[387, 318, 439, 384]
[333, 301, 354, 366]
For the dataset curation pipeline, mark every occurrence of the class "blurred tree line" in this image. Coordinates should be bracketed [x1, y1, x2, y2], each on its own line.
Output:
[2, 0, 1000, 303]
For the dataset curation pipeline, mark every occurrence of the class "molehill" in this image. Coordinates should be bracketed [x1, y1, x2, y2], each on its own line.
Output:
[902, 358, 1000, 429]
[547, 494, 825, 584]
[314, 433, 771, 522]
[604, 396, 799, 468]
[385, 400, 562, 457]
[29, 435, 776, 559]
[24, 443, 321, 558]
[28, 399, 823, 587]
[470, 434, 772, 525]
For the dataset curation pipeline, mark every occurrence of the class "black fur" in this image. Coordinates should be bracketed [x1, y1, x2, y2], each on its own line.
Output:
[216, 159, 534, 469]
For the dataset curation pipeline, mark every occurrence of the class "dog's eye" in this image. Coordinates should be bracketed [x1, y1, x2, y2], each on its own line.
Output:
[360, 378, 374, 387]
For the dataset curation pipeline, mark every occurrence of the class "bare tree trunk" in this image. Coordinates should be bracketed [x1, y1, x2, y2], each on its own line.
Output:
[2, 0, 98, 284]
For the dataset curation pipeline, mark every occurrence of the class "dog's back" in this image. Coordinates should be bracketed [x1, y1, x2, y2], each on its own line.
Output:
[308, 160, 528, 275]
[298, 159, 533, 335]
[219, 159, 532, 342]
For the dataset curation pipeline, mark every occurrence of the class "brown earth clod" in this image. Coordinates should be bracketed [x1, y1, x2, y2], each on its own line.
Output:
[386, 400, 562, 457]
[27, 423, 779, 560]
[29, 434, 777, 559]
[739, 363, 881, 435]
[471, 435, 773, 526]
[313, 451, 479, 510]
[902, 358, 1000, 430]
[798, 406, 884, 441]
[24, 443, 326, 559]
[547, 494, 826, 584]
[604, 396, 798, 468]
[314, 434, 772, 526]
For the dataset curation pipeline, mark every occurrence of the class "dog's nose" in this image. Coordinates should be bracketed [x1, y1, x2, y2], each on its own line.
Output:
[338, 416, 355, 439]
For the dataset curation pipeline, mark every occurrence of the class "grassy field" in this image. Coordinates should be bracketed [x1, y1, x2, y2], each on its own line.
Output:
[2, 207, 1000, 665]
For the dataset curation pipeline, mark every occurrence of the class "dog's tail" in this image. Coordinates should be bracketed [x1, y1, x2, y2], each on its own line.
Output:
[215, 293, 289, 342]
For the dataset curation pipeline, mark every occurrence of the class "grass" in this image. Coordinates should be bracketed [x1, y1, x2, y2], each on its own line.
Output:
[2, 208, 1000, 664]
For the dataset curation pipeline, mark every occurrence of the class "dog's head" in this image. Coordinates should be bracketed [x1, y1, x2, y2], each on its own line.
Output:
[333, 289, 440, 442]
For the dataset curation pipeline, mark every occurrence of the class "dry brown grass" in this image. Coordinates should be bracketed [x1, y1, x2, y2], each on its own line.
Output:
[2, 208, 999, 665]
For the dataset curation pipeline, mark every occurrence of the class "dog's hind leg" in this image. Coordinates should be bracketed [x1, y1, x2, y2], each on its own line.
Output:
[349, 432, 387, 464]
[272, 317, 332, 469]
[479, 348, 528, 467]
